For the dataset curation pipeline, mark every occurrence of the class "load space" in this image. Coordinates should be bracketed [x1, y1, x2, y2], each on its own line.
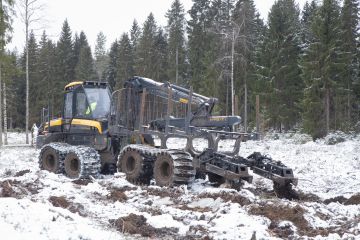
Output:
[37, 76, 298, 198]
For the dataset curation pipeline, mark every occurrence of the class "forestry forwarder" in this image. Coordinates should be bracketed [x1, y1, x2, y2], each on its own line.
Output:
[37, 76, 297, 196]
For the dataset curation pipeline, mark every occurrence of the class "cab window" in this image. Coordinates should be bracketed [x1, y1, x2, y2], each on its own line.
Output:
[75, 91, 89, 118]
[64, 92, 73, 119]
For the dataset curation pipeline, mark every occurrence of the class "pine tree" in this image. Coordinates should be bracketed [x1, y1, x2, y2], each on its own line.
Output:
[116, 33, 134, 89]
[166, 0, 187, 85]
[94, 31, 108, 81]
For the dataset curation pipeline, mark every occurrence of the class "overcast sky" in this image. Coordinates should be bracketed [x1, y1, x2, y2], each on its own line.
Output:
[9, 0, 308, 52]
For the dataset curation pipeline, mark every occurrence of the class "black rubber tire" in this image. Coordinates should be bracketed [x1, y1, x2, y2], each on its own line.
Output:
[39, 146, 61, 173]
[208, 172, 226, 186]
[64, 152, 81, 179]
[154, 154, 175, 186]
[119, 150, 146, 183]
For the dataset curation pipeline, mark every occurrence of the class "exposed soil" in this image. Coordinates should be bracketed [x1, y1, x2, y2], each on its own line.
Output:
[0, 180, 18, 198]
[178, 204, 211, 213]
[0, 178, 42, 198]
[198, 191, 251, 206]
[49, 196, 87, 217]
[110, 213, 178, 238]
[143, 186, 184, 201]
[187, 225, 213, 240]
[249, 202, 322, 237]
[72, 179, 93, 186]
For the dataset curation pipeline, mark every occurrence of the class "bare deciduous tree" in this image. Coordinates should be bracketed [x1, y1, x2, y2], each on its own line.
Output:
[17, 0, 45, 144]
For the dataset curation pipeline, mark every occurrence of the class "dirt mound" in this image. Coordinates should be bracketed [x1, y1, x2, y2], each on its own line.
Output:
[274, 183, 299, 200]
[0, 179, 41, 198]
[324, 194, 360, 205]
[345, 194, 360, 205]
[49, 196, 86, 216]
[297, 191, 322, 203]
[108, 190, 127, 202]
[110, 213, 178, 237]
[14, 169, 31, 177]
[198, 191, 251, 206]
[324, 196, 347, 204]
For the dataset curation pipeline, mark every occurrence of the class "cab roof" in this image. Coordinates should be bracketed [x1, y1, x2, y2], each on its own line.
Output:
[64, 81, 108, 91]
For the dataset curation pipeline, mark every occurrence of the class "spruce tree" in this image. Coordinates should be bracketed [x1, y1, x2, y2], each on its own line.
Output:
[74, 31, 97, 81]
[301, 0, 344, 138]
[56, 19, 74, 84]
[166, 0, 187, 85]
[130, 19, 141, 48]
[38, 31, 57, 120]
[153, 27, 169, 81]
[340, 0, 360, 128]
[94, 31, 108, 81]
[116, 33, 134, 89]
[24, 31, 40, 125]
[0, 0, 14, 145]
[54, 19, 74, 116]
[232, 0, 264, 130]
[187, 0, 212, 93]
[105, 40, 119, 89]
[259, 0, 303, 131]
[135, 13, 158, 79]
[301, 0, 318, 45]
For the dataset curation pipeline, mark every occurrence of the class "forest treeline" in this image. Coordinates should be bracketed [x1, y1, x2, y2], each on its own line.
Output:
[1, 0, 359, 139]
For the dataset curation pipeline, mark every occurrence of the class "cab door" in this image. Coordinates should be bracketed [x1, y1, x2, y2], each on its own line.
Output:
[62, 91, 74, 132]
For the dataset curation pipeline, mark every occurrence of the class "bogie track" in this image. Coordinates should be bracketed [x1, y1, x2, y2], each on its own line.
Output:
[117, 145, 195, 186]
[39, 143, 101, 179]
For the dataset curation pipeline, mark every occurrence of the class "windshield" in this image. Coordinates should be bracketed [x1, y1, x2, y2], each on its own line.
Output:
[84, 87, 111, 119]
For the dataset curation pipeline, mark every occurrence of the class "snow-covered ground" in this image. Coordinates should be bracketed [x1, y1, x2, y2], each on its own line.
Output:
[0, 132, 359, 239]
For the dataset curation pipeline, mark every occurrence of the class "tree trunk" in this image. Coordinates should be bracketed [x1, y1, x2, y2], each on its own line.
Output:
[347, 82, 351, 125]
[25, 0, 29, 144]
[326, 88, 330, 135]
[231, 28, 235, 116]
[0, 63, 2, 147]
[0, 0, 3, 147]
[3, 82, 7, 145]
[175, 47, 178, 85]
